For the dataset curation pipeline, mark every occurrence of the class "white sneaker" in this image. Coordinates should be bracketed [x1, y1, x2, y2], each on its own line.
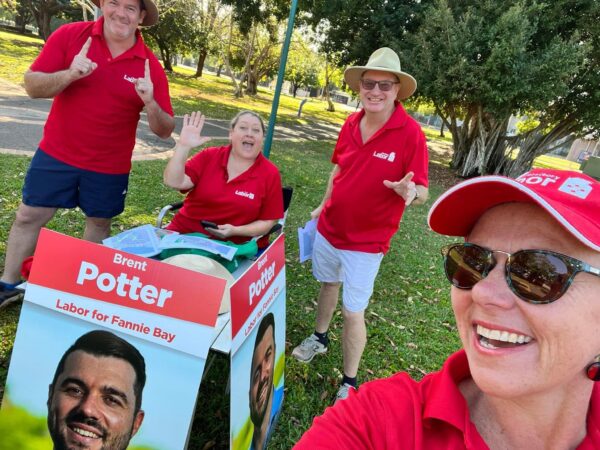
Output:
[292, 334, 328, 363]
[334, 383, 356, 403]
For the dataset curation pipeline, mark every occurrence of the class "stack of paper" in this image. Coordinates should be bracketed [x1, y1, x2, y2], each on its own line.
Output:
[298, 218, 317, 263]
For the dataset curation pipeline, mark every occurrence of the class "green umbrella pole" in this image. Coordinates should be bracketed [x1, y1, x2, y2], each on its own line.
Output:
[263, 0, 298, 159]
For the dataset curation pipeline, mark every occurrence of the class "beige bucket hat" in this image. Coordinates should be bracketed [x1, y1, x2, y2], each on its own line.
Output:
[344, 47, 417, 100]
[162, 254, 235, 314]
[92, 0, 159, 27]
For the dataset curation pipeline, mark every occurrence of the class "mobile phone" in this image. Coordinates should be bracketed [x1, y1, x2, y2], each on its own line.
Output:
[201, 220, 218, 229]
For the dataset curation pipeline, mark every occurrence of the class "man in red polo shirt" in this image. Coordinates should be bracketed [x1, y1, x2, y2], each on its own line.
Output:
[292, 47, 429, 401]
[0, 0, 175, 305]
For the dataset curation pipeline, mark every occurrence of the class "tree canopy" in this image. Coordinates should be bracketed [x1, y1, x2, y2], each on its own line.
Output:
[406, 0, 598, 176]
[305, 0, 600, 176]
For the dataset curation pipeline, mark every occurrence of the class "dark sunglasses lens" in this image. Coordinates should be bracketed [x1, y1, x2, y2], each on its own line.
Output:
[508, 251, 571, 303]
[361, 80, 375, 90]
[361, 80, 394, 91]
[445, 245, 489, 288]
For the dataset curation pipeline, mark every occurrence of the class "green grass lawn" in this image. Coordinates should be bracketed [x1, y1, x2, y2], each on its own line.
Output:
[533, 154, 582, 171]
[0, 140, 460, 449]
[0, 30, 43, 85]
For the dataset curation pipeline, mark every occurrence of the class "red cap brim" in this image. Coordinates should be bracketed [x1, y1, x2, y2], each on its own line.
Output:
[428, 174, 600, 252]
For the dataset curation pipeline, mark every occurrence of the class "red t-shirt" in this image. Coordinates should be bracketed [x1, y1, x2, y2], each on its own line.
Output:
[30, 18, 173, 174]
[295, 350, 600, 449]
[166, 145, 284, 248]
[317, 103, 428, 253]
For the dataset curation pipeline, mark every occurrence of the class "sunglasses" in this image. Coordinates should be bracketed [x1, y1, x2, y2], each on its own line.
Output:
[441, 243, 600, 304]
[359, 79, 399, 92]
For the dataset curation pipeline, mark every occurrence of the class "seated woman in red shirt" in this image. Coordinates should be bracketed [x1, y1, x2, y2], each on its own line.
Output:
[163, 111, 283, 249]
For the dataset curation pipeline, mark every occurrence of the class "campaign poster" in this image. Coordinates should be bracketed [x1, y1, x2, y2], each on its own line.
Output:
[0, 229, 224, 450]
[229, 235, 286, 450]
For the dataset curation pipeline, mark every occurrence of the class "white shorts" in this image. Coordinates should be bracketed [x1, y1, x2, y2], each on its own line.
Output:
[312, 231, 384, 313]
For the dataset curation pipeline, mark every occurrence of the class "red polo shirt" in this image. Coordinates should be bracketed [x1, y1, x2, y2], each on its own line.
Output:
[295, 350, 600, 449]
[317, 103, 428, 253]
[166, 145, 284, 248]
[30, 18, 173, 174]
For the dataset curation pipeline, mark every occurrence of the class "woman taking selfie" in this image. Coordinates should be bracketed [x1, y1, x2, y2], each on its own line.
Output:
[296, 168, 600, 449]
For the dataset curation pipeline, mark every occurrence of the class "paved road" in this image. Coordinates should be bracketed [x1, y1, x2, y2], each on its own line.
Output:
[0, 78, 341, 161]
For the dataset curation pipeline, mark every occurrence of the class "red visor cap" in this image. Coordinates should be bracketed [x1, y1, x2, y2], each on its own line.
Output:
[428, 168, 600, 252]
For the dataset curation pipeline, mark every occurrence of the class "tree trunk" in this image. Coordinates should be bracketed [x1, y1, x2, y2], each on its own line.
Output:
[16, 4, 32, 34]
[498, 118, 579, 177]
[223, 16, 243, 98]
[216, 64, 223, 77]
[194, 49, 207, 78]
[447, 103, 580, 177]
[33, 7, 53, 41]
[158, 42, 173, 72]
[324, 57, 335, 112]
[222, 52, 242, 98]
[325, 87, 335, 112]
[451, 110, 510, 177]
[245, 71, 258, 95]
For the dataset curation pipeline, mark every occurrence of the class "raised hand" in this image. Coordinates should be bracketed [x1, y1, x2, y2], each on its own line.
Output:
[69, 37, 97, 81]
[383, 171, 417, 205]
[179, 111, 212, 150]
[135, 59, 154, 104]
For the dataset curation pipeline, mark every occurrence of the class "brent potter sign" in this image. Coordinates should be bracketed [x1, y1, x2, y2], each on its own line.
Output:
[76, 259, 173, 308]
[249, 257, 276, 306]
[25, 229, 225, 356]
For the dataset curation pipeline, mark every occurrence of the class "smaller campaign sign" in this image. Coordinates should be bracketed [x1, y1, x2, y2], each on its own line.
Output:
[230, 235, 286, 354]
[1, 229, 224, 450]
[229, 235, 286, 450]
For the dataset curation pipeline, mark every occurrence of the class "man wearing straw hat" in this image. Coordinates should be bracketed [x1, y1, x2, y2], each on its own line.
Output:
[0, 0, 174, 305]
[292, 47, 429, 401]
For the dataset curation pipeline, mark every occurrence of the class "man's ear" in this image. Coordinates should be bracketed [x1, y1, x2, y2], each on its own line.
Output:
[138, 10, 146, 25]
[131, 409, 145, 436]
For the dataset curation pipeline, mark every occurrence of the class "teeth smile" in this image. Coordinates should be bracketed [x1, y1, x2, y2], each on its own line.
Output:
[73, 427, 100, 439]
[476, 324, 532, 346]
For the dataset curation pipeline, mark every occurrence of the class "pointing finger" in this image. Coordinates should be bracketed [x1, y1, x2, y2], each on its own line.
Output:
[399, 171, 414, 184]
[78, 37, 92, 57]
[383, 180, 398, 189]
[144, 59, 150, 80]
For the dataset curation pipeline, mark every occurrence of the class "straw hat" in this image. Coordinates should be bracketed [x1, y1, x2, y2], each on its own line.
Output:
[344, 47, 417, 100]
[162, 254, 235, 314]
[92, 0, 159, 27]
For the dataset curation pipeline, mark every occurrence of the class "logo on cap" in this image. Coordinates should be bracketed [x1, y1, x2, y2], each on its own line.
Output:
[559, 177, 593, 199]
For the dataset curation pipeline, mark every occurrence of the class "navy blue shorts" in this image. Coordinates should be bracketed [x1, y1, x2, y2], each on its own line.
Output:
[22, 149, 129, 218]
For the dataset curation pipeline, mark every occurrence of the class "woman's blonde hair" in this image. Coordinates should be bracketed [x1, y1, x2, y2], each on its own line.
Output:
[230, 110, 266, 133]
